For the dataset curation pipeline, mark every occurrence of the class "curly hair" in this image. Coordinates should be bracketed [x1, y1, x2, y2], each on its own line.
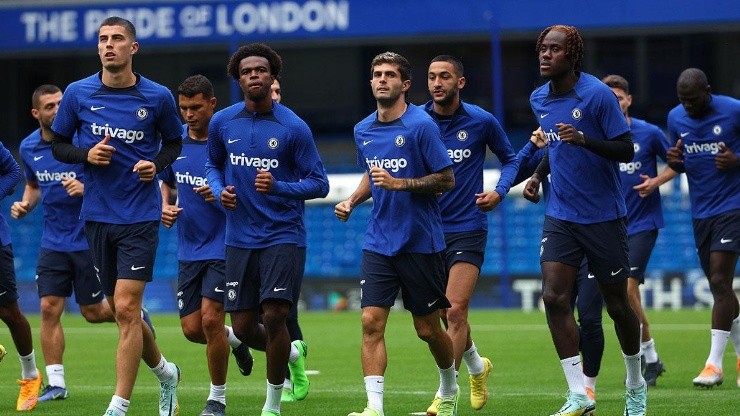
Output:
[536, 25, 583, 71]
[227, 43, 282, 80]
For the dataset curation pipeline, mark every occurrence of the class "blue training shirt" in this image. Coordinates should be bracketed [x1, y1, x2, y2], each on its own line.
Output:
[160, 126, 226, 261]
[424, 100, 519, 233]
[530, 72, 630, 224]
[619, 117, 671, 235]
[19, 129, 87, 251]
[667, 94, 740, 219]
[355, 103, 452, 255]
[205, 101, 329, 249]
[51, 72, 183, 224]
[0, 141, 21, 246]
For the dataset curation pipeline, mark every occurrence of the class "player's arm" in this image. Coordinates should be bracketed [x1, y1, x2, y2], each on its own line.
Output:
[152, 137, 183, 173]
[523, 148, 549, 203]
[335, 172, 372, 222]
[10, 182, 41, 219]
[482, 119, 520, 206]
[160, 180, 181, 228]
[391, 166, 454, 193]
[51, 131, 91, 164]
[633, 166, 678, 198]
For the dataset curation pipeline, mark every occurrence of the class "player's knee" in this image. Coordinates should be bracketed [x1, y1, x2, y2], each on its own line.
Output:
[542, 290, 569, 313]
[182, 325, 206, 344]
[445, 304, 469, 327]
[201, 311, 224, 334]
[360, 312, 386, 338]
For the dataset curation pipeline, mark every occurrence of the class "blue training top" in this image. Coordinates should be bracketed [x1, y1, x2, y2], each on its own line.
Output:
[51, 72, 183, 224]
[0, 141, 21, 246]
[667, 94, 740, 219]
[619, 117, 671, 235]
[160, 126, 226, 261]
[530, 72, 630, 224]
[354, 103, 452, 256]
[205, 101, 329, 249]
[19, 129, 87, 251]
[424, 100, 519, 233]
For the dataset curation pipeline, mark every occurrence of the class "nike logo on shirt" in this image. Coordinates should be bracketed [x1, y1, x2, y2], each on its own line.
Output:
[90, 106, 105, 111]
[227, 138, 241, 144]
[680, 132, 690, 137]
[176, 156, 187, 160]
[363, 140, 374, 146]
[540, 113, 549, 118]
[33, 155, 44, 161]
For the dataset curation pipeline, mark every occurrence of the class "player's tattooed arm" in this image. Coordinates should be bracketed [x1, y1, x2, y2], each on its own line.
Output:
[401, 166, 454, 194]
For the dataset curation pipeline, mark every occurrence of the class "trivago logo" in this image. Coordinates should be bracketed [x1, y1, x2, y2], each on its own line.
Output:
[91, 123, 144, 144]
[447, 148, 471, 163]
[683, 141, 724, 155]
[543, 129, 562, 142]
[229, 153, 279, 170]
[365, 157, 407, 172]
[619, 161, 642, 174]
[35, 170, 77, 182]
[175, 171, 207, 187]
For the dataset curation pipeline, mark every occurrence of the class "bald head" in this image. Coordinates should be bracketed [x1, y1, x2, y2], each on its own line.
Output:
[676, 68, 711, 118]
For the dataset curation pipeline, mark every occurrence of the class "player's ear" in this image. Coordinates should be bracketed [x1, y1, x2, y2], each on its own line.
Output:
[458, 76, 466, 89]
[31, 108, 40, 120]
[131, 41, 139, 55]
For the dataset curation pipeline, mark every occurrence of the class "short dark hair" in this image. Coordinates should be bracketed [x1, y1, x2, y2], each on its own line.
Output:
[371, 52, 412, 82]
[177, 75, 214, 99]
[430, 55, 464, 77]
[99, 16, 136, 40]
[31, 84, 61, 109]
[677, 68, 709, 90]
[227, 43, 282, 80]
[602, 74, 629, 94]
[536, 25, 584, 71]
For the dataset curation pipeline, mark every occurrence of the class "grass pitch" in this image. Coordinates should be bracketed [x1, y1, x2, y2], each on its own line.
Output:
[0, 309, 737, 415]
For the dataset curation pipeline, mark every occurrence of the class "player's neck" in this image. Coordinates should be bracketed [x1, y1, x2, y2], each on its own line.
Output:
[189, 128, 208, 141]
[550, 71, 579, 94]
[245, 97, 272, 113]
[40, 127, 54, 142]
[377, 99, 407, 122]
[101, 68, 136, 88]
[433, 98, 460, 117]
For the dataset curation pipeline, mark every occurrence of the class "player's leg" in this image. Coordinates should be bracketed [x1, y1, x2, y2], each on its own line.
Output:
[201, 296, 228, 415]
[691, 211, 739, 388]
[348, 251, 398, 416]
[584, 219, 645, 416]
[0, 244, 42, 411]
[540, 217, 595, 416]
[574, 260, 604, 401]
[38, 295, 68, 400]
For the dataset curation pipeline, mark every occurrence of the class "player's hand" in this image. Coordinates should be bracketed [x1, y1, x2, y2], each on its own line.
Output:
[556, 123, 585, 146]
[530, 127, 547, 148]
[255, 169, 274, 193]
[335, 200, 353, 222]
[666, 139, 684, 166]
[133, 160, 156, 182]
[523, 175, 541, 203]
[161, 204, 182, 228]
[87, 135, 116, 166]
[632, 174, 660, 198]
[61, 178, 84, 197]
[715, 142, 739, 170]
[220, 185, 237, 210]
[10, 200, 30, 219]
[193, 185, 216, 202]
[370, 166, 400, 190]
[475, 191, 502, 212]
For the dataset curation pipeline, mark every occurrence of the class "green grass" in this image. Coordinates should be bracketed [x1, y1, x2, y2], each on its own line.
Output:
[0, 309, 738, 415]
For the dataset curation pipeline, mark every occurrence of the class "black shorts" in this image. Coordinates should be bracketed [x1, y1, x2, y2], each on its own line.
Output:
[84, 221, 159, 296]
[177, 259, 226, 318]
[360, 250, 450, 316]
[443, 231, 487, 271]
[540, 216, 629, 284]
[692, 209, 740, 276]
[0, 244, 18, 306]
[36, 248, 104, 305]
[224, 244, 303, 313]
[627, 230, 658, 283]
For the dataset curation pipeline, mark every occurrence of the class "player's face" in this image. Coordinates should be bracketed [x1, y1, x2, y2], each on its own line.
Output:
[609, 87, 632, 116]
[271, 80, 282, 103]
[538, 30, 571, 79]
[32, 91, 62, 131]
[97, 25, 138, 71]
[237, 56, 274, 103]
[178, 93, 216, 136]
[677, 83, 711, 118]
[428, 61, 465, 107]
[371, 63, 409, 106]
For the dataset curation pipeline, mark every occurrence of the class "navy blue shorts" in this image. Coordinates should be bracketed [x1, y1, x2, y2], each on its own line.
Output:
[444, 231, 487, 271]
[692, 209, 740, 276]
[540, 216, 630, 283]
[36, 248, 104, 305]
[85, 221, 159, 296]
[360, 250, 450, 316]
[0, 244, 18, 306]
[177, 259, 226, 318]
[224, 244, 302, 312]
[627, 229, 658, 283]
